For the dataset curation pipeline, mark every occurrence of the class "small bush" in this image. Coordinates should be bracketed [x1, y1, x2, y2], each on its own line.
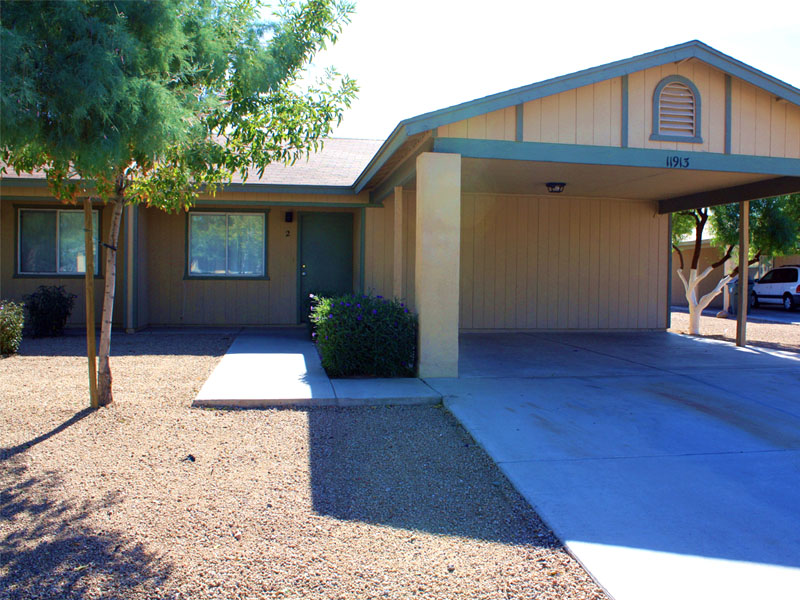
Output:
[0, 300, 25, 355]
[311, 293, 417, 378]
[24, 285, 77, 337]
[304, 289, 345, 339]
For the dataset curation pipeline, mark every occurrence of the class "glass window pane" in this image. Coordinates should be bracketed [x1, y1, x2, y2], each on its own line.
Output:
[20, 210, 57, 273]
[227, 214, 264, 276]
[189, 214, 226, 274]
[56, 211, 99, 274]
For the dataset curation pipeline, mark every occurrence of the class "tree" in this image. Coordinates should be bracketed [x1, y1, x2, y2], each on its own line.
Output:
[1, 0, 357, 406]
[672, 194, 800, 335]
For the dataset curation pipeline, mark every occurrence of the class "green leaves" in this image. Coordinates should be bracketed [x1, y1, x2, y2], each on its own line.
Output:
[1, 0, 357, 209]
[710, 194, 800, 258]
[310, 293, 418, 378]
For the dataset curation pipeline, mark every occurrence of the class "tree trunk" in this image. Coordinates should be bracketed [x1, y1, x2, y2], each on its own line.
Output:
[83, 197, 99, 409]
[679, 267, 731, 335]
[97, 195, 125, 407]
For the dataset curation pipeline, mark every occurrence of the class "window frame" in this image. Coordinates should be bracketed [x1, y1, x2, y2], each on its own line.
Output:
[650, 75, 703, 144]
[15, 205, 102, 278]
[185, 209, 270, 280]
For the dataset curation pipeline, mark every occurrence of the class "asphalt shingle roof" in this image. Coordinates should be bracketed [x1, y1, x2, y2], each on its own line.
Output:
[0, 138, 383, 189]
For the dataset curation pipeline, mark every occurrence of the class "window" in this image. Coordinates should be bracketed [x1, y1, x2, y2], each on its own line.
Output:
[651, 75, 702, 143]
[188, 212, 266, 277]
[18, 208, 100, 275]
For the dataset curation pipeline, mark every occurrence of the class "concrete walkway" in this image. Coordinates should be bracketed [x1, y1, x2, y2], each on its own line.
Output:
[194, 328, 440, 407]
[426, 332, 800, 600]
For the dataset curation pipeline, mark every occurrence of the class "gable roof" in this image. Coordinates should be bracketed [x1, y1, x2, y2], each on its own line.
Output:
[354, 40, 800, 193]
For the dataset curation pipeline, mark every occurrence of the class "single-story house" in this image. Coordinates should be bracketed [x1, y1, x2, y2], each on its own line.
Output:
[2, 40, 799, 376]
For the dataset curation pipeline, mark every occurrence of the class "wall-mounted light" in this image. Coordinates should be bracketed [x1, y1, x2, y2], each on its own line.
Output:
[546, 182, 566, 194]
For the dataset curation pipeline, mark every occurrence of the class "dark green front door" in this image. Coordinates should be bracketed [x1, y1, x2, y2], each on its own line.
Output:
[298, 212, 354, 321]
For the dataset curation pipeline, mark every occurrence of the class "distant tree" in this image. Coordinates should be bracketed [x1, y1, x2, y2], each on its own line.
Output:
[1, 0, 357, 406]
[672, 194, 800, 334]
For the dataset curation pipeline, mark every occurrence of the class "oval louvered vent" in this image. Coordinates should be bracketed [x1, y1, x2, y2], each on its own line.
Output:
[659, 81, 696, 137]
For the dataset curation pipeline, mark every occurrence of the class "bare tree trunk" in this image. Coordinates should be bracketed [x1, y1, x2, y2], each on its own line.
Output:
[97, 195, 125, 407]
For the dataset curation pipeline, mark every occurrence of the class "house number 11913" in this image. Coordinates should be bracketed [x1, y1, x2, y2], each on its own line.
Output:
[666, 155, 691, 168]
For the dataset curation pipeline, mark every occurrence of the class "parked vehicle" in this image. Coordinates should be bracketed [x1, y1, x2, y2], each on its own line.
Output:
[750, 265, 800, 311]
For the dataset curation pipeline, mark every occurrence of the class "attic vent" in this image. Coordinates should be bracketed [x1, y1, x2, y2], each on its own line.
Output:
[650, 75, 702, 143]
[659, 82, 695, 136]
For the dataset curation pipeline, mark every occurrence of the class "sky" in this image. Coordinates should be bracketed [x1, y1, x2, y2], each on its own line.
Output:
[299, 0, 800, 141]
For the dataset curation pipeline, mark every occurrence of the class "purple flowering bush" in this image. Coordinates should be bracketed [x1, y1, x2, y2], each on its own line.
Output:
[0, 299, 25, 355]
[310, 293, 417, 377]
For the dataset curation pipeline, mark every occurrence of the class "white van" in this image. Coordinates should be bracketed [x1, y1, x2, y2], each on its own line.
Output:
[750, 266, 800, 311]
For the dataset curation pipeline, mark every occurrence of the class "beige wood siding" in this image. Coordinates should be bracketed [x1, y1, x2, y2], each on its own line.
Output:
[135, 204, 150, 328]
[628, 59, 726, 152]
[0, 199, 125, 327]
[670, 244, 726, 309]
[362, 192, 419, 306]
[364, 200, 394, 298]
[520, 79, 623, 146]
[730, 80, 800, 158]
[459, 194, 669, 330]
[433, 59, 800, 159]
[142, 204, 358, 326]
[437, 107, 516, 140]
[402, 191, 416, 308]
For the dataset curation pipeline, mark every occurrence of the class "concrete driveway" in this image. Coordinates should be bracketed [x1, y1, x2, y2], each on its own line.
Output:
[426, 332, 800, 600]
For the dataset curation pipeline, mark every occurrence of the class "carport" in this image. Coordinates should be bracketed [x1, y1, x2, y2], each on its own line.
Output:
[358, 40, 800, 378]
[426, 331, 800, 600]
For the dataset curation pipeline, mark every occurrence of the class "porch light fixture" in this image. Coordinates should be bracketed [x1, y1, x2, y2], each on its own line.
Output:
[546, 182, 566, 193]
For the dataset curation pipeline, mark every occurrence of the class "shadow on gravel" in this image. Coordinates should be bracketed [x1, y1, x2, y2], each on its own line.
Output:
[307, 406, 557, 547]
[16, 333, 233, 358]
[0, 462, 170, 600]
[1, 409, 94, 460]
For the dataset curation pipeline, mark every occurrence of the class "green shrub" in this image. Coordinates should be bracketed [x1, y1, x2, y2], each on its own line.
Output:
[0, 300, 25, 355]
[310, 293, 417, 378]
[304, 289, 346, 338]
[24, 285, 77, 337]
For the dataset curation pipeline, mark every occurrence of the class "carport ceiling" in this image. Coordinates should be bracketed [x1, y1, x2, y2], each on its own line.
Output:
[400, 158, 775, 201]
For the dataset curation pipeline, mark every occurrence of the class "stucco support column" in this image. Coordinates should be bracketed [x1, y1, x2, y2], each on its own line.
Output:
[415, 152, 461, 378]
[393, 186, 404, 299]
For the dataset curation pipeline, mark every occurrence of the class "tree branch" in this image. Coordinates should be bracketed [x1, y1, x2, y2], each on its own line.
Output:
[690, 209, 708, 271]
[709, 244, 735, 270]
[727, 250, 763, 277]
[672, 244, 685, 270]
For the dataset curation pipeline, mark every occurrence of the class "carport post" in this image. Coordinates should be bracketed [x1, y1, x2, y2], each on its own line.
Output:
[415, 152, 461, 378]
[736, 200, 749, 346]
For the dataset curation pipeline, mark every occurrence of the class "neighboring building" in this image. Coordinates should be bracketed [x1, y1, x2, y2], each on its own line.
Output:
[2, 40, 799, 376]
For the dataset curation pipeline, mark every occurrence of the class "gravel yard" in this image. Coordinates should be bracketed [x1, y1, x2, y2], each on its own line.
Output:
[669, 311, 800, 352]
[1, 333, 606, 600]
